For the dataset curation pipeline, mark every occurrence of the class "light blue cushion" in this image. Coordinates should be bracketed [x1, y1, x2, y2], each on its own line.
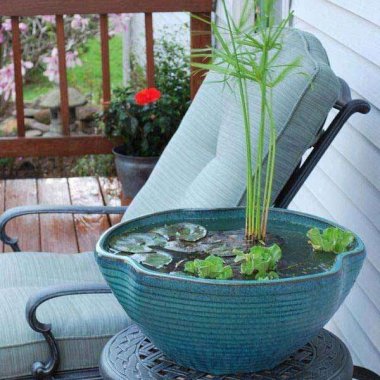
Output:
[0, 252, 130, 379]
[123, 28, 340, 221]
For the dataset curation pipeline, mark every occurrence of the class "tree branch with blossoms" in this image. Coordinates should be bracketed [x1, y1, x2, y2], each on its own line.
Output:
[0, 13, 131, 110]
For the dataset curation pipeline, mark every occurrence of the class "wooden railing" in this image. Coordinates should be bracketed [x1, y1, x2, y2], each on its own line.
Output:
[0, 0, 213, 157]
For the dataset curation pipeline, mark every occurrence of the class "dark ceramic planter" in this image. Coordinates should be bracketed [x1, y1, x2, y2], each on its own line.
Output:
[95, 208, 365, 375]
[112, 145, 158, 199]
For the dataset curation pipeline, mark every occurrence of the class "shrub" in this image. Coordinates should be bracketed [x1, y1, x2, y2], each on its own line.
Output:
[71, 155, 115, 177]
[102, 31, 191, 157]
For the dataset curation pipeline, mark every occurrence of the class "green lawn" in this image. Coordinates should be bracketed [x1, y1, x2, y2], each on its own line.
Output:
[24, 35, 124, 103]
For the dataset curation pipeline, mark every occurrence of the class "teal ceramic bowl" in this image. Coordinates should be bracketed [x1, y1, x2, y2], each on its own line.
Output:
[95, 208, 365, 374]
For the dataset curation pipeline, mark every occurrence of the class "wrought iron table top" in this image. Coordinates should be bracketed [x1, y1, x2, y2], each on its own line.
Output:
[99, 325, 353, 380]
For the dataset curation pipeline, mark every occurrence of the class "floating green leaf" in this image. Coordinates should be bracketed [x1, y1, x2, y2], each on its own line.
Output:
[153, 241, 200, 254]
[129, 253, 150, 262]
[151, 223, 207, 242]
[142, 252, 173, 269]
[208, 244, 237, 257]
[108, 232, 167, 254]
[234, 244, 282, 279]
[256, 271, 280, 281]
[307, 227, 355, 254]
[184, 255, 233, 280]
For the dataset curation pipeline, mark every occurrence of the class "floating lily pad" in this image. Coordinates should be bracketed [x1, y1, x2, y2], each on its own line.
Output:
[127, 252, 173, 269]
[162, 240, 201, 254]
[208, 244, 237, 257]
[129, 253, 150, 262]
[108, 233, 167, 254]
[142, 252, 173, 269]
[151, 223, 207, 242]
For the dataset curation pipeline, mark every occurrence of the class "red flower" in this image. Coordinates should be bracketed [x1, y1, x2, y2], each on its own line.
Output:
[135, 87, 161, 106]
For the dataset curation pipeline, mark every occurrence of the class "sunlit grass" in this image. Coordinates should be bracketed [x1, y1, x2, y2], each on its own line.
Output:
[24, 35, 124, 103]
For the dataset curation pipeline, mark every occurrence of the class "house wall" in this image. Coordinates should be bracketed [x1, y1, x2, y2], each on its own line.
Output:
[218, 0, 380, 373]
[287, 0, 380, 373]
[126, 13, 189, 79]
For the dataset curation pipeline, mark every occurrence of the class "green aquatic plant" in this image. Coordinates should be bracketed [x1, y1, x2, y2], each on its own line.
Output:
[191, 1, 299, 243]
[184, 255, 233, 280]
[307, 227, 355, 254]
[234, 243, 282, 280]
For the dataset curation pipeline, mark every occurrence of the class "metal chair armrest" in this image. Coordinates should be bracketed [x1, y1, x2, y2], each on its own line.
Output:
[335, 77, 352, 110]
[353, 366, 380, 380]
[0, 205, 128, 251]
[275, 90, 370, 209]
[25, 283, 112, 378]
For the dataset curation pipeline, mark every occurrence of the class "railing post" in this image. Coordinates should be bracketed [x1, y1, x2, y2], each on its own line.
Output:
[190, 12, 212, 99]
[145, 13, 155, 88]
[55, 15, 70, 135]
[100, 14, 111, 109]
[11, 16, 25, 137]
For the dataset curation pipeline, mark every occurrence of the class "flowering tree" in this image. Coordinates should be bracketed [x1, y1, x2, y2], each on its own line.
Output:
[0, 13, 131, 110]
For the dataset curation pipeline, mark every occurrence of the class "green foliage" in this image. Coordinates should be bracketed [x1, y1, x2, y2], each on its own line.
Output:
[71, 155, 115, 177]
[154, 28, 191, 127]
[129, 54, 147, 91]
[101, 87, 168, 156]
[234, 244, 282, 280]
[307, 227, 355, 254]
[0, 157, 14, 168]
[184, 255, 233, 280]
[23, 67, 54, 102]
[191, 1, 298, 242]
[102, 31, 190, 157]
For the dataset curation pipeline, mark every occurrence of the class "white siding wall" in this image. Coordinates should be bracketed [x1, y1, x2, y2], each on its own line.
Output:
[128, 13, 189, 74]
[219, 0, 380, 372]
[288, 0, 380, 373]
[215, 0, 248, 21]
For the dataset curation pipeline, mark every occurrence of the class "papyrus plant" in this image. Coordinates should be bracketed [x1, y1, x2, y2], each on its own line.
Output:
[192, 0, 299, 243]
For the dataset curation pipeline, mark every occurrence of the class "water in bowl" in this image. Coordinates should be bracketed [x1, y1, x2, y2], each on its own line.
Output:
[107, 220, 337, 280]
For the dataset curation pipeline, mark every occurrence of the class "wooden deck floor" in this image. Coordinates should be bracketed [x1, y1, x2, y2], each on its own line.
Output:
[0, 177, 124, 253]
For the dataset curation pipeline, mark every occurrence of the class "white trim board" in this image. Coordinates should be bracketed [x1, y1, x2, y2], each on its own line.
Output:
[281, 0, 291, 19]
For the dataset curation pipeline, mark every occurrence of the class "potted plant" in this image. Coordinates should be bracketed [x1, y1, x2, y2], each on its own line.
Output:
[95, 1, 365, 375]
[102, 33, 190, 200]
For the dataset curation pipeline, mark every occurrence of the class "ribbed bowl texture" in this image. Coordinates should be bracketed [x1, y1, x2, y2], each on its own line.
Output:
[95, 208, 365, 374]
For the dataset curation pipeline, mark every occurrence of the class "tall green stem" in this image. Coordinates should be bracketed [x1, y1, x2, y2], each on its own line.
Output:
[261, 95, 276, 237]
[191, 0, 297, 245]
[221, 0, 255, 240]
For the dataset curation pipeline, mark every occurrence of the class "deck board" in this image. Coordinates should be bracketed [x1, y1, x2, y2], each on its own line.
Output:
[4, 179, 40, 252]
[98, 177, 124, 225]
[2, 177, 122, 254]
[38, 178, 78, 253]
[68, 177, 111, 253]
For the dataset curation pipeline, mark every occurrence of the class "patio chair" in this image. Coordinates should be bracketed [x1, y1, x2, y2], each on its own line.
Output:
[0, 29, 371, 379]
